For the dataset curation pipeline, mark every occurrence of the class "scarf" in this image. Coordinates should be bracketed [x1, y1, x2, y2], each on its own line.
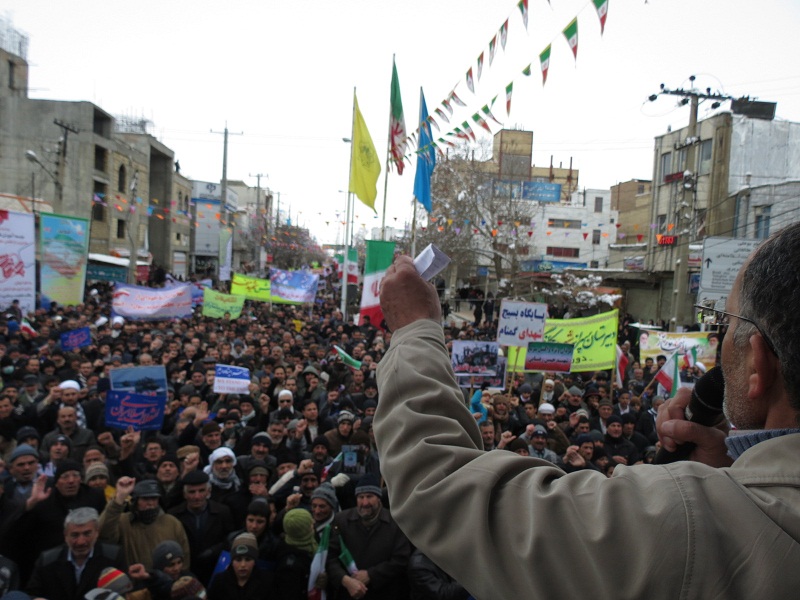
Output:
[208, 469, 241, 491]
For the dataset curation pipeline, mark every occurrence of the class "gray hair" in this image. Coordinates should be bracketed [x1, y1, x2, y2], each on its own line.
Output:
[735, 221, 800, 416]
[64, 507, 99, 529]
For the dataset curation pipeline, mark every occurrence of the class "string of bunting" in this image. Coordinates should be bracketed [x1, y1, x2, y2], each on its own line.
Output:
[395, 0, 611, 169]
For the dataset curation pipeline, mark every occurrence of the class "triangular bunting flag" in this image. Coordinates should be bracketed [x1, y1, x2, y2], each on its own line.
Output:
[442, 99, 454, 115]
[466, 67, 475, 93]
[461, 121, 477, 142]
[505, 82, 514, 115]
[522, 63, 532, 76]
[435, 107, 450, 123]
[499, 19, 509, 50]
[489, 35, 497, 65]
[540, 44, 552, 85]
[518, 0, 529, 30]
[477, 52, 484, 81]
[593, 0, 609, 35]
[563, 17, 578, 61]
[450, 91, 467, 107]
[481, 104, 503, 126]
[472, 113, 492, 134]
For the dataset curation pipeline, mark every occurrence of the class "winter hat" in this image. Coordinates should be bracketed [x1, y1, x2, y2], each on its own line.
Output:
[311, 436, 330, 450]
[311, 482, 340, 512]
[250, 432, 272, 449]
[537, 403, 555, 415]
[599, 398, 613, 407]
[531, 425, 548, 437]
[355, 473, 382, 498]
[98, 567, 133, 594]
[55, 460, 82, 481]
[518, 383, 533, 395]
[170, 576, 206, 600]
[200, 423, 219, 436]
[152, 540, 185, 571]
[15, 426, 40, 444]
[568, 386, 584, 397]
[85, 463, 110, 484]
[10, 443, 38, 463]
[576, 434, 594, 446]
[337, 410, 355, 424]
[230, 532, 258, 560]
[158, 454, 180, 469]
[132, 479, 161, 499]
[606, 415, 623, 426]
[85, 589, 122, 600]
[181, 470, 209, 486]
[283, 508, 318, 554]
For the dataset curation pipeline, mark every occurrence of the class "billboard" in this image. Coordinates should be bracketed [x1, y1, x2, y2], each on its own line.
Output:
[493, 180, 562, 203]
[0, 210, 35, 315]
[40, 213, 90, 307]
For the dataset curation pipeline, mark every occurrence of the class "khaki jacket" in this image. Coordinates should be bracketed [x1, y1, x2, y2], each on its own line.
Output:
[375, 320, 800, 600]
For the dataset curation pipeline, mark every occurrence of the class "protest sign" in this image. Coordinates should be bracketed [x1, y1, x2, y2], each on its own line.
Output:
[213, 364, 251, 394]
[202, 288, 245, 319]
[496, 300, 548, 346]
[109, 365, 169, 396]
[105, 390, 166, 431]
[269, 268, 319, 304]
[60, 327, 92, 351]
[112, 283, 193, 320]
[231, 273, 271, 302]
[451, 341, 499, 377]
[525, 342, 574, 372]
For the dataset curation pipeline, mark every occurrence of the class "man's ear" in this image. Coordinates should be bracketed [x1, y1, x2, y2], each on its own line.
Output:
[748, 332, 780, 400]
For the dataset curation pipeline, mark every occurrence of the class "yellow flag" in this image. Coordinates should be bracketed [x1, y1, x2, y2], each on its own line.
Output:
[349, 92, 381, 211]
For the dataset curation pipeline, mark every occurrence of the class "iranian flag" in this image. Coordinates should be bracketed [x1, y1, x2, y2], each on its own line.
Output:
[615, 345, 628, 389]
[389, 58, 407, 175]
[359, 240, 395, 329]
[654, 350, 682, 398]
[593, 0, 609, 35]
[308, 524, 330, 600]
[466, 67, 475, 93]
[339, 538, 358, 575]
[334, 345, 362, 370]
[683, 345, 698, 370]
[20, 319, 37, 337]
[518, 0, 529, 31]
[539, 44, 551, 85]
[563, 18, 578, 61]
[342, 247, 359, 285]
[505, 82, 514, 115]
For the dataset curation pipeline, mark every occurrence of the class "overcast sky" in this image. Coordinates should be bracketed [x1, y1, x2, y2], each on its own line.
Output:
[5, 0, 800, 244]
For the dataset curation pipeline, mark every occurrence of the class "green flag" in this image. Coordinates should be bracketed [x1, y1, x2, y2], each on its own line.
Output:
[563, 18, 578, 60]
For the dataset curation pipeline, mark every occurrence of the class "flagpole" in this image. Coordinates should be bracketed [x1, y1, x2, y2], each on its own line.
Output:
[341, 88, 356, 319]
[380, 55, 396, 242]
[410, 86, 423, 257]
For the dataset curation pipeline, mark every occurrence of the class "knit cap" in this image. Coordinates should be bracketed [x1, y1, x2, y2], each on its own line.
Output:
[98, 567, 133, 594]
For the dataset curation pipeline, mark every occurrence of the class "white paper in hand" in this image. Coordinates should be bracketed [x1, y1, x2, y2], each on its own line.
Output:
[413, 244, 451, 281]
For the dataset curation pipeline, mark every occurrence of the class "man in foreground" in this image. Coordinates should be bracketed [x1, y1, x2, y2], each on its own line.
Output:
[374, 224, 800, 599]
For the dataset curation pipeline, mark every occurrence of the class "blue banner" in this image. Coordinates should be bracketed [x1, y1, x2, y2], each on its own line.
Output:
[492, 180, 562, 203]
[105, 390, 166, 431]
[60, 327, 92, 351]
[87, 263, 127, 283]
[269, 268, 319, 304]
[521, 259, 587, 273]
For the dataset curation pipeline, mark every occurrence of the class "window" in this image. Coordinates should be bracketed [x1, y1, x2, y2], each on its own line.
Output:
[754, 206, 771, 240]
[590, 260, 599, 268]
[699, 139, 713, 175]
[118, 165, 126, 193]
[116, 219, 126, 239]
[594, 197, 603, 213]
[656, 214, 667, 234]
[660, 152, 672, 183]
[8, 60, 14, 89]
[637, 184, 645, 194]
[92, 182, 106, 222]
[547, 219, 582, 229]
[546, 247, 580, 258]
[592, 229, 601, 245]
[676, 147, 686, 172]
[94, 146, 107, 172]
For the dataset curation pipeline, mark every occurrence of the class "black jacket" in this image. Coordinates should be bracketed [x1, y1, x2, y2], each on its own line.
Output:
[26, 542, 126, 600]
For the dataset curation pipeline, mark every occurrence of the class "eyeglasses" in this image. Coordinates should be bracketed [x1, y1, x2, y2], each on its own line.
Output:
[694, 304, 777, 356]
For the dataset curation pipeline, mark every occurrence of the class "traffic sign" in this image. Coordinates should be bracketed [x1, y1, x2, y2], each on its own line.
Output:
[698, 237, 761, 306]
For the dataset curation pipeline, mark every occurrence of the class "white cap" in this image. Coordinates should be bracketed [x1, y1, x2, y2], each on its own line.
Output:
[111, 316, 124, 326]
[59, 380, 81, 391]
[538, 402, 555, 414]
[95, 316, 109, 327]
[695, 362, 707, 373]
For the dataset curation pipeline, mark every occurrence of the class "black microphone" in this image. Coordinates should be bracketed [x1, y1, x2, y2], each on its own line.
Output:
[653, 366, 726, 464]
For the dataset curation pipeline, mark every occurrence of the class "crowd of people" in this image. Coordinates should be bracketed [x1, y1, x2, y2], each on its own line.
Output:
[0, 269, 705, 600]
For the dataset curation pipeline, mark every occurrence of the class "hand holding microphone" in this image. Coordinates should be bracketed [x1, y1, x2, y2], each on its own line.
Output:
[655, 367, 732, 467]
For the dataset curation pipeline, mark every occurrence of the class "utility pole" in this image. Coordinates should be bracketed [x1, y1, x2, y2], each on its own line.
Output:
[649, 76, 732, 330]
[53, 119, 78, 210]
[250, 172, 267, 269]
[127, 167, 140, 284]
[210, 124, 243, 279]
